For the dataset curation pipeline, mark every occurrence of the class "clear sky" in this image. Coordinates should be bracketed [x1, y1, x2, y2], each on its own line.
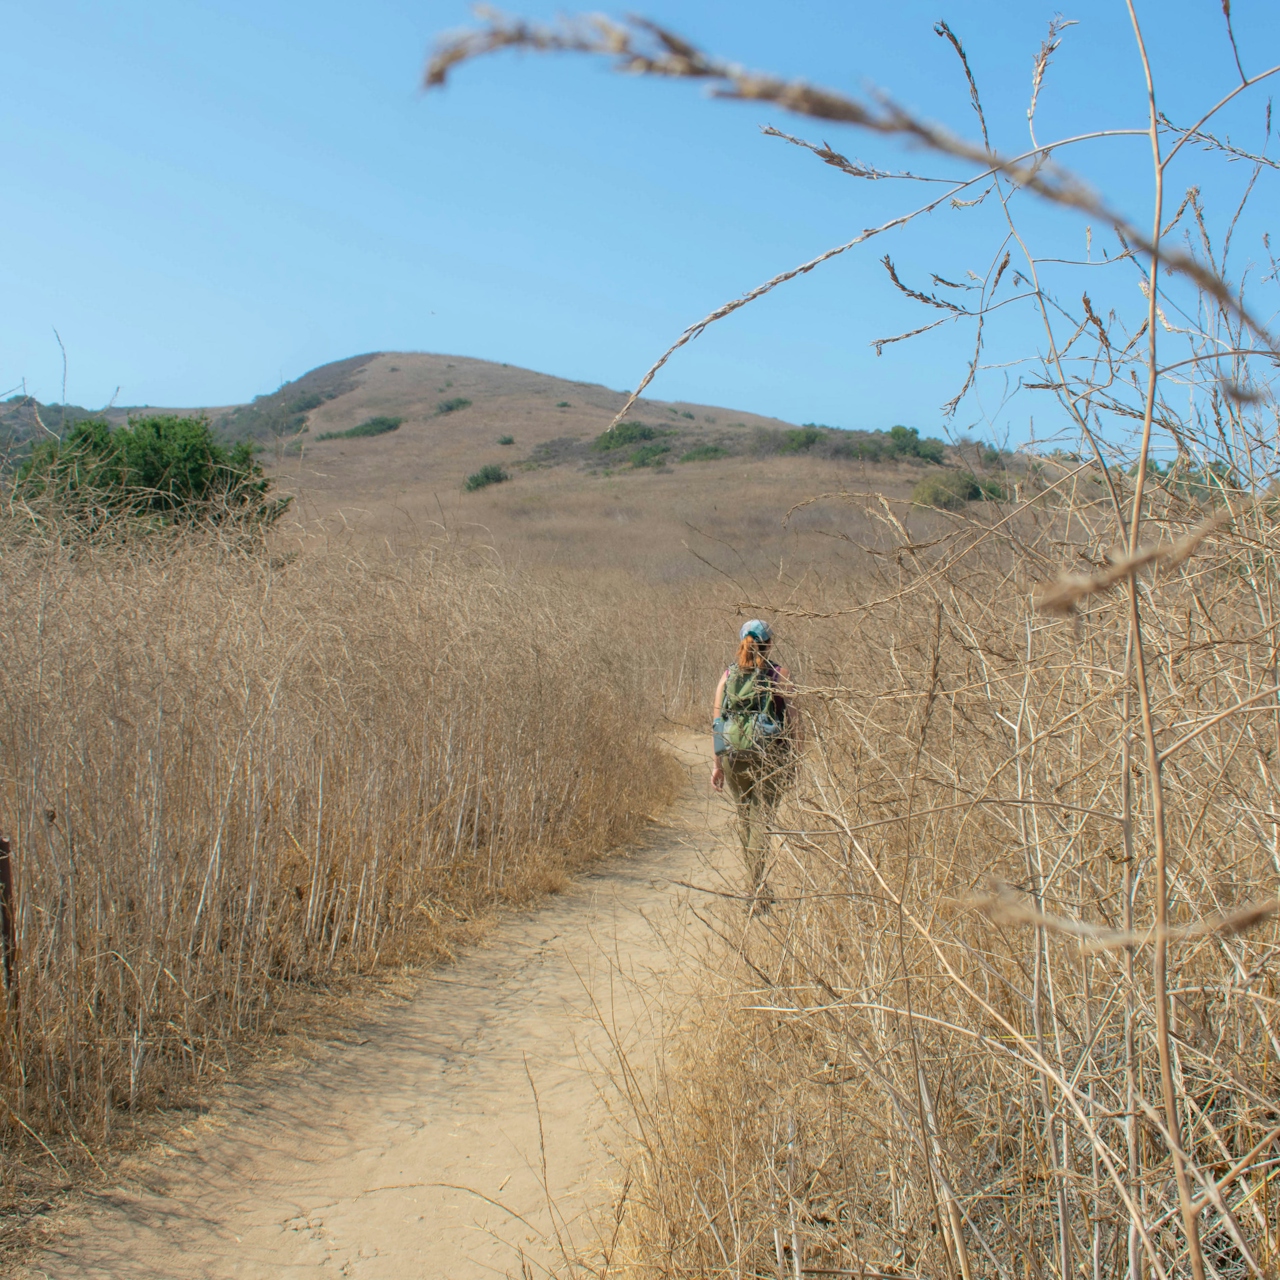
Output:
[3, 1, 1277, 440]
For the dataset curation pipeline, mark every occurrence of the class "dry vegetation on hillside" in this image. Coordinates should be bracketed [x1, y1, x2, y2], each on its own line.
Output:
[265, 350, 986, 576]
[431, 8, 1280, 1279]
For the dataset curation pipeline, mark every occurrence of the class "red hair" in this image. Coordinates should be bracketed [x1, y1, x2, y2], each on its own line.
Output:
[735, 635, 768, 670]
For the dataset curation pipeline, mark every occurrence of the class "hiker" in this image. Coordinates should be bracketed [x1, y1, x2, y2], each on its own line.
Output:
[711, 619, 800, 908]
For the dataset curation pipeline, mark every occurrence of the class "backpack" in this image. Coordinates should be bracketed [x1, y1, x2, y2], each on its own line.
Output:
[714, 662, 785, 757]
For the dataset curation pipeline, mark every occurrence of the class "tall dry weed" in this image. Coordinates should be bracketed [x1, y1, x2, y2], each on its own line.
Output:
[610, 496, 1280, 1279]
[0, 517, 679, 1211]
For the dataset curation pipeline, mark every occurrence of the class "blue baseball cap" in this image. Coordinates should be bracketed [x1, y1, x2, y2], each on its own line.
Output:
[740, 619, 773, 644]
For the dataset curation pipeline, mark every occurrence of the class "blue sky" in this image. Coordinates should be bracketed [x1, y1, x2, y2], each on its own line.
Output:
[3, 1, 1277, 440]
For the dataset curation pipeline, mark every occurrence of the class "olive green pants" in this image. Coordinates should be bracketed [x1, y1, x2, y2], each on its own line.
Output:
[722, 751, 789, 894]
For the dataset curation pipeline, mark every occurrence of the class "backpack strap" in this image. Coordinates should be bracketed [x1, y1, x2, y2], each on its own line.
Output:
[719, 665, 736, 717]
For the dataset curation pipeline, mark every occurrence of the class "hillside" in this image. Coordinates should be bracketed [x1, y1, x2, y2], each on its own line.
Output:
[4, 352, 1014, 580]
[248, 352, 995, 579]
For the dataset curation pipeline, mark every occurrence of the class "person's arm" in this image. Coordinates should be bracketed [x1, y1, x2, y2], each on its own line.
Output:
[710, 670, 728, 791]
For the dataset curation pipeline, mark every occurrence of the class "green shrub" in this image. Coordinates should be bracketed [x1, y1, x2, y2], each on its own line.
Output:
[753, 425, 826, 455]
[680, 444, 731, 463]
[782, 426, 824, 453]
[680, 411, 695, 420]
[17, 414, 288, 528]
[301, 392, 328, 414]
[497, 434, 515, 446]
[464, 464, 508, 491]
[630, 443, 671, 468]
[347, 415, 402, 437]
[912, 470, 1003, 509]
[317, 415, 403, 441]
[593, 421, 666, 452]
[437, 397, 472, 415]
[890, 424, 947, 463]
[912, 472, 978, 509]
[821, 424, 947, 464]
[827, 434, 884, 462]
[556, 401, 570, 408]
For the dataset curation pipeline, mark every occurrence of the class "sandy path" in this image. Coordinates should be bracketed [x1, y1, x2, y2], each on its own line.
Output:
[20, 738, 731, 1280]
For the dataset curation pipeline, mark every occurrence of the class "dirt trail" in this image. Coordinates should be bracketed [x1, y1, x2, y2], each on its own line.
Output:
[19, 737, 732, 1280]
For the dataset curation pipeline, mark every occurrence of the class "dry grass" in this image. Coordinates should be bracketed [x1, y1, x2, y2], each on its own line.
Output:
[0, 513, 681, 1242]
[271, 350, 834, 558]
[595, 488, 1280, 1280]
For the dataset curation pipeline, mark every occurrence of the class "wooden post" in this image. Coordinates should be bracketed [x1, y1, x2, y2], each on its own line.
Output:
[0, 835, 15, 1013]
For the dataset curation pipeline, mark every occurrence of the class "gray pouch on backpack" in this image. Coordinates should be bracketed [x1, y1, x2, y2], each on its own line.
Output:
[755, 714, 783, 741]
